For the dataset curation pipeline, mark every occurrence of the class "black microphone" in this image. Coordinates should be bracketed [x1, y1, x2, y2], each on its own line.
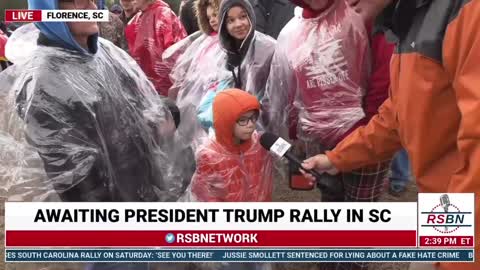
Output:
[260, 132, 323, 179]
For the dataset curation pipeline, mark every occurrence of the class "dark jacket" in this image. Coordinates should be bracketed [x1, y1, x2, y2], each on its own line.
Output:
[21, 34, 177, 202]
[164, 0, 182, 14]
[179, 0, 199, 35]
[249, 0, 295, 39]
[119, 11, 135, 25]
[0, 22, 8, 36]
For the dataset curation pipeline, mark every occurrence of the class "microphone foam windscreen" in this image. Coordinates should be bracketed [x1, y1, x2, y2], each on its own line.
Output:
[260, 132, 279, 150]
[260, 132, 292, 157]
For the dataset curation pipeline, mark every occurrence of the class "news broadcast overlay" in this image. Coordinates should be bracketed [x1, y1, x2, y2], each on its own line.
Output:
[4, 193, 475, 263]
[5, 249, 474, 263]
[418, 193, 475, 247]
[4, 10, 109, 22]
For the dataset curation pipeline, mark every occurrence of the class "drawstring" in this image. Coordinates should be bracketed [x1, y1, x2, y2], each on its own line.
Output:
[231, 66, 242, 88]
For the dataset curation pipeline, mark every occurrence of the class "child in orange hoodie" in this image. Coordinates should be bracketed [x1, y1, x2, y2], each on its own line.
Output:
[190, 89, 273, 202]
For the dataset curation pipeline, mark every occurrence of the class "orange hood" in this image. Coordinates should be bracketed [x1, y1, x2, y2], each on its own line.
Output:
[213, 89, 260, 153]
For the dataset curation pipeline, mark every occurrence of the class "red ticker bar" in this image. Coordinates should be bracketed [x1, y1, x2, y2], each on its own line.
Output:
[6, 230, 417, 247]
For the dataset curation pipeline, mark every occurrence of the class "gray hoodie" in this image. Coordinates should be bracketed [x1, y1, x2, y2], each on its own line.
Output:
[217, 0, 276, 100]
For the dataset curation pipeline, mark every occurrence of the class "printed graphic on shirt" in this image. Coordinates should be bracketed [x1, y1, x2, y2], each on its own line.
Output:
[291, 23, 349, 90]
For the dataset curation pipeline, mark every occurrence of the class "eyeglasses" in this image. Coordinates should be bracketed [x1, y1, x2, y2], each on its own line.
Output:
[60, 0, 96, 9]
[236, 112, 259, 126]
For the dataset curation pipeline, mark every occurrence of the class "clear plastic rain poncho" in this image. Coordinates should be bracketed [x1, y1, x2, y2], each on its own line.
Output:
[186, 132, 273, 202]
[167, 33, 225, 105]
[162, 31, 203, 77]
[125, 0, 187, 96]
[168, 0, 276, 152]
[182, 88, 274, 270]
[0, 24, 188, 202]
[263, 0, 371, 149]
[168, 30, 276, 109]
[184, 89, 273, 203]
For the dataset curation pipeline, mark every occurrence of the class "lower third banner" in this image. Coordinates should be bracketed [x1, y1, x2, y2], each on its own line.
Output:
[5, 249, 475, 263]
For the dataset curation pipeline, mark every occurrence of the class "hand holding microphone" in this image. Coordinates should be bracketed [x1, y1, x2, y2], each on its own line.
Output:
[301, 155, 339, 181]
[259, 133, 339, 189]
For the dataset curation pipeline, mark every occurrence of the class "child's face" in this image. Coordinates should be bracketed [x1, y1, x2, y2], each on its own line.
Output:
[303, 0, 333, 10]
[233, 110, 258, 142]
[207, 5, 219, 32]
[226, 6, 251, 41]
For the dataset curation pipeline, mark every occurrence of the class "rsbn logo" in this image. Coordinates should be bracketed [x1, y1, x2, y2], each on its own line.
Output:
[421, 194, 472, 233]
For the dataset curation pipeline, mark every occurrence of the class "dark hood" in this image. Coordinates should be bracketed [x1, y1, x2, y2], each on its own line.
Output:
[218, 0, 256, 58]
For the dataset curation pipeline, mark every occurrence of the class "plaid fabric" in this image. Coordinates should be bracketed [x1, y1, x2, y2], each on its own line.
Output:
[298, 138, 390, 202]
[324, 160, 390, 202]
[297, 139, 391, 270]
[315, 161, 390, 270]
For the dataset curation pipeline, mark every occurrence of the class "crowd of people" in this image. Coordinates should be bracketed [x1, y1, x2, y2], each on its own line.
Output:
[0, 0, 479, 270]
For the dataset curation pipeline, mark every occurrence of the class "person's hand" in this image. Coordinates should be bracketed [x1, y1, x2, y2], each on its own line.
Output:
[300, 154, 339, 181]
[346, 0, 393, 23]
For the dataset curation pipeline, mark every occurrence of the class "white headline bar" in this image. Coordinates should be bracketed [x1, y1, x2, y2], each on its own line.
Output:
[5, 202, 417, 231]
